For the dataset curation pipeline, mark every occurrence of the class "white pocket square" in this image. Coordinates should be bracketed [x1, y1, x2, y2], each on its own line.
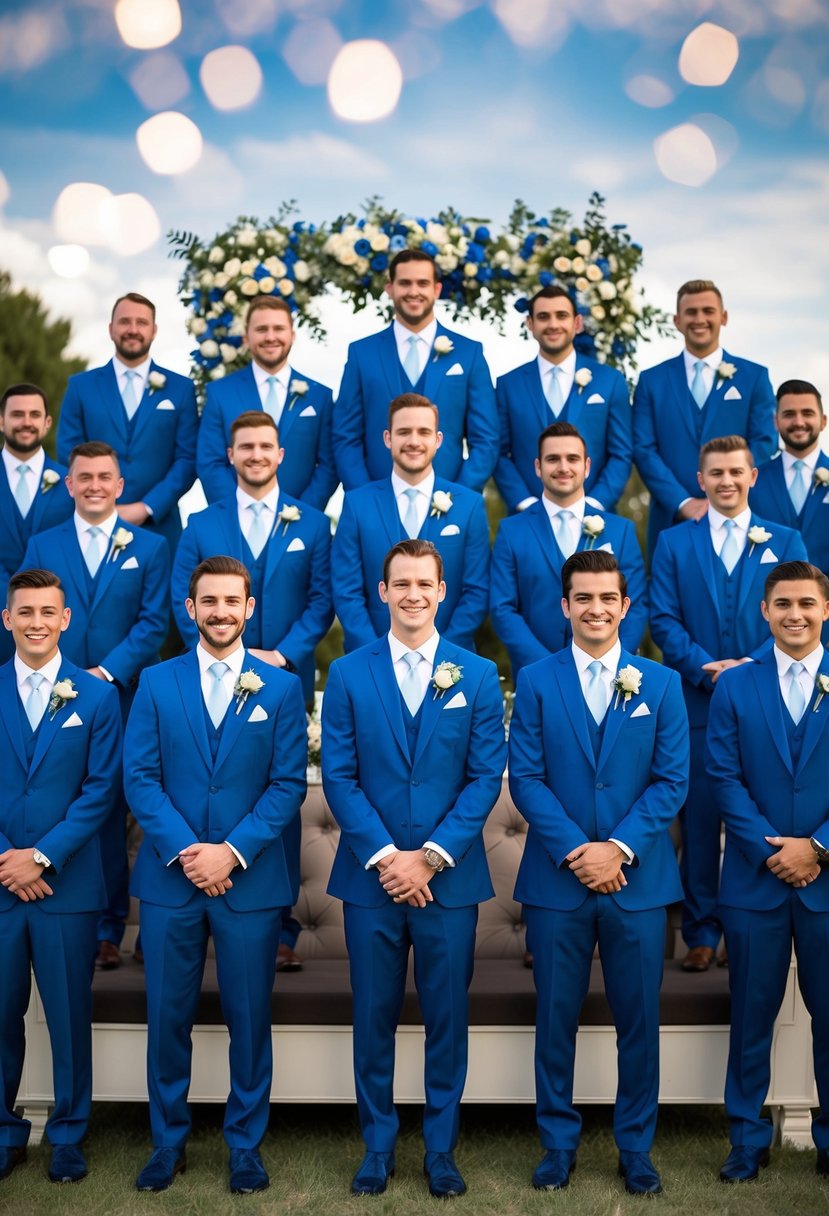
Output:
[597, 542, 614, 554]
[120, 556, 139, 570]
[443, 691, 467, 709]
[723, 385, 742, 400]
[286, 537, 305, 552]
[298, 405, 316, 417]
[155, 399, 175, 410]
[760, 549, 778, 564]
[62, 711, 83, 728]
[446, 362, 464, 376]
[440, 524, 460, 536]
[248, 705, 268, 723]
[630, 702, 650, 718]
[823, 490, 829, 504]
[586, 392, 605, 404]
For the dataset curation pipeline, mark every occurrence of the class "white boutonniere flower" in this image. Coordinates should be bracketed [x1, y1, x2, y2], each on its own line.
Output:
[813, 467, 829, 493]
[287, 379, 309, 411]
[234, 668, 265, 714]
[574, 368, 593, 395]
[613, 664, 642, 711]
[582, 515, 605, 548]
[148, 371, 167, 396]
[813, 674, 829, 713]
[432, 660, 463, 700]
[747, 525, 772, 556]
[49, 677, 78, 720]
[716, 361, 737, 383]
[307, 715, 322, 766]
[432, 335, 454, 359]
[277, 503, 301, 536]
[109, 527, 133, 562]
[430, 490, 453, 517]
[40, 469, 60, 494]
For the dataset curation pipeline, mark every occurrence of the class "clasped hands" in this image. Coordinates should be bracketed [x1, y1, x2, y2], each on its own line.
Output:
[765, 836, 821, 888]
[0, 849, 53, 901]
[565, 841, 627, 894]
[179, 842, 237, 897]
[377, 850, 434, 908]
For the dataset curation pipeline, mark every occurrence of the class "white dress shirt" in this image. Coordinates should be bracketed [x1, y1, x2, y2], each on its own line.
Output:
[236, 484, 279, 547]
[195, 641, 248, 869]
[773, 643, 823, 714]
[391, 469, 434, 537]
[2, 445, 45, 517]
[538, 349, 576, 405]
[113, 355, 150, 400]
[252, 360, 292, 422]
[15, 649, 64, 869]
[541, 493, 586, 555]
[782, 447, 819, 494]
[708, 504, 750, 561]
[682, 347, 723, 400]
[393, 318, 437, 382]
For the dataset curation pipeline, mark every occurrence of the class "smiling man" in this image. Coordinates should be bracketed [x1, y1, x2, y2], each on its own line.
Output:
[322, 539, 505, 1199]
[197, 297, 336, 509]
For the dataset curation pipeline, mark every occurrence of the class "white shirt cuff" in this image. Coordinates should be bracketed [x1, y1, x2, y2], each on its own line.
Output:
[609, 837, 634, 865]
[98, 666, 114, 682]
[34, 850, 52, 869]
[516, 496, 538, 511]
[423, 840, 455, 867]
[225, 841, 247, 870]
[367, 843, 396, 869]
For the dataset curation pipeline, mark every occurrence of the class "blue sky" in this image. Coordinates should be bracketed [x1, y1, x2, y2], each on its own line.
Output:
[1, 0, 827, 396]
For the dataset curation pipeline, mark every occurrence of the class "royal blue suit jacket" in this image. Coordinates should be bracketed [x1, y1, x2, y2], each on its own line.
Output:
[0, 658, 122, 915]
[333, 323, 498, 492]
[510, 648, 687, 911]
[632, 352, 776, 559]
[322, 637, 506, 908]
[750, 451, 829, 575]
[649, 514, 807, 727]
[196, 364, 336, 509]
[57, 361, 198, 548]
[332, 477, 489, 653]
[125, 649, 306, 911]
[24, 518, 170, 691]
[171, 493, 333, 701]
[490, 502, 647, 675]
[494, 356, 632, 512]
[707, 650, 829, 913]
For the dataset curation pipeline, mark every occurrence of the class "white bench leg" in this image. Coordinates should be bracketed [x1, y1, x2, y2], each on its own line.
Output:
[772, 1104, 814, 1149]
[21, 1102, 50, 1146]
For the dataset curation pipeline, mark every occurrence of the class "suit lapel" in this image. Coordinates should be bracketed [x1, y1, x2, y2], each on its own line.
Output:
[368, 643, 409, 765]
[422, 324, 453, 400]
[522, 361, 550, 435]
[213, 656, 265, 773]
[263, 494, 293, 585]
[130, 361, 163, 444]
[175, 651, 212, 772]
[757, 655, 794, 775]
[736, 516, 768, 616]
[412, 639, 457, 766]
[553, 651, 595, 767]
[29, 458, 62, 532]
[29, 663, 76, 778]
[801, 453, 829, 530]
[688, 519, 720, 617]
[0, 663, 27, 773]
[377, 480, 405, 547]
[527, 501, 565, 576]
[101, 362, 129, 444]
[90, 519, 131, 613]
[596, 649, 635, 769]
[278, 373, 304, 441]
[56, 522, 91, 610]
[762, 458, 797, 526]
[378, 326, 405, 401]
[667, 355, 700, 448]
[0, 469, 26, 544]
[563, 355, 590, 425]
[797, 652, 829, 773]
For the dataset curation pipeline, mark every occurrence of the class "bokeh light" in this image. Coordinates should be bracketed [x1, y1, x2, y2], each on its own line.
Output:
[136, 111, 203, 175]
[114, 0, 182, 50]
[283, 19, 343, 86]
[653, 122, 717, 187]
[53, 182, 113, 246]
[625, 73, 675, 108]
[679, 23, 739, 87]
[692, 113, 739, 170]
[493, 0, 569, 49]
[200, 45, 263, 111]
[48, 244, 90, 278]
[0, 170, 9, 207]
[129, 52, 190, 111]
[101, 193, 161, 256]
[218, 0, 278, 37]
[327, 40, 403, 122]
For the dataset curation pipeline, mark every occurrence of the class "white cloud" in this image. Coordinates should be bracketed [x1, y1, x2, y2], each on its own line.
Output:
[235, 133, 389, 180]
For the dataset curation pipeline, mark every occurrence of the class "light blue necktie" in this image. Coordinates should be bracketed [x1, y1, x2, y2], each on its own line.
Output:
[790, 459, 808, 515]
[207, 660, 231, 728]
[25, 672, 46, 731]
[585, 659, 606, 725]
[786, 660, 806, 724]
[403, 335, 420, 386]
[122, 369, 140, 420]
[264, 375, 282, 422]
[402, 487, 420, 538]
[401, 651, 423, 717]
[690, 359, 708, 408]
[14, 463, 32, 516]
[247, 501, 267, 558]
[84, 525, 104, 576]
[553, 508, 575, 558]
[720, 518, 740, 575]
[545, 365, 564, 416]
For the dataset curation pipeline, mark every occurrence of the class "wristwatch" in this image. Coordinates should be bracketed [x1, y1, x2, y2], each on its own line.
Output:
[423, 848, 446, 873]
[810, 837, 829, 863]
[32, 849, 49, 868]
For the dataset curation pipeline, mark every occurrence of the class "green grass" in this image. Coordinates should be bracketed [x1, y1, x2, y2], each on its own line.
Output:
[5, 1103, 826, 1216]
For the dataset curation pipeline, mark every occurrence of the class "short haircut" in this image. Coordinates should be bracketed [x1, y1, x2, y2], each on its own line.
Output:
[676, 279, 723, 309]
[776, 378, 823, 412]
[245, 295, 293, 326]
[230, 410, 279, 443]
[389, 248, 437, 282]
[561, 549, 627, 600]
[68, 440, 120, 472]
[381, 538, 444, 586]
[699, 434, 753, 469]
[188, 555, 251, 602]
[764, 560, 829, 602]
[0, 382, 48, 416]
[527, 285, 576, 319]
[7, 568, 64, 608]
[111, 291, 156, 321]
[537, 420, 587, 460]
[387, 392, 439, 429]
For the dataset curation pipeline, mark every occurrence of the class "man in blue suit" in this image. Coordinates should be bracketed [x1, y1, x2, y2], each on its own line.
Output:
[494, 286, 632, 513]
[0, 568, 121, 1185]
[751, 380, 829, 575]
[24, 441, 170, 968]
[707, 561, 829, 1181]
[322, 538, 505, 1198]
[650, 435, 807, 971]
[196, 296, 336, 509]
[633, 279, 776, 562]
[0, 383, 73, 663]
[333, 249, 498, 492]
[57, 293, 198, 555]
[491, 422, 646, 676]
[333, 393, 489, 653]
[509, 550, 688, 1196]
[125, 555, 306, 1194]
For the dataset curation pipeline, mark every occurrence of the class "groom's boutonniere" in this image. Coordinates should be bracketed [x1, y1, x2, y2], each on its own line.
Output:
[234, 669, 264, 714]
[813, 467, 829, 494]
[108, 526, 133, 562]
[432, 660, 462, 700]
[747, 524, 772, 556]
[813, 674, 829, 713]
[40, 469, 60, 494]
[430, 490, 453, 518]
[287, 379, 309, 411]
[48, 678, 78, 720]
[574, 367, 593, 395]
[613, 664, 642, 712]
[582, 515, 605, 548]
[276, 504, 301, 536]
[432, 335, 454, 360]
[716, 361, 737, 385]
[148, 370, 167, 396]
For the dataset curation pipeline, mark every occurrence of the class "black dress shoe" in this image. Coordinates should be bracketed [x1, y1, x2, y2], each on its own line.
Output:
[817, 1148, 829, 1176]
[719, 1145, 770, 1182]
[48, 1145, 87, 1183]
[229, 1148, 268, 1194]
[532, 1148, 576, 1190]
[619, 1150, 662, 1194]
[135, 1147, 186, 1192]
[95, 941, 122, 970]
[424, 1152, 466, 1198]
[276, 944, 303, 972]
[0, 1145, 26, 1181]
[351, 1151, 395, 1195]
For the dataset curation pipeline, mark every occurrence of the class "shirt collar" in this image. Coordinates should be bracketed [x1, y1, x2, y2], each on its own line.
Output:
[73, 510, 119, 543]
[14, 649, 62, 692]
[388, 629, 440, 667]
[393, 318, 437, 350]
[571, 639, 622, 678]
[113, 355, 151, 382]
[773, 643, 824, 681]
[682, 347, 723, 373]
[541, 494, 586, 524]
[2, 446, 46, 482]
[782, 448, 820, 474]
[252, 360, 291, 389]
[391, 469, 435, 500]
[708, 504, 751, 533]
[537, 349, 576, 378]
[196, 640, 246, 678]
[236, 484, 279, 513]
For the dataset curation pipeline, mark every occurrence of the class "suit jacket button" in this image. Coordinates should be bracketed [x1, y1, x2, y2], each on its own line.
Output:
[596, 782, 604, 790]
[209, 786, 218, 793]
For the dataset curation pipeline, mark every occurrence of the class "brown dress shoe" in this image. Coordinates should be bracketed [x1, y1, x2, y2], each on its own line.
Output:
[717, 946, 729, 968]
[276, 944, 303, 972]
[681, 945, 715, 972]
[523, 951, 533, 969]
[95, 941, 122, 970]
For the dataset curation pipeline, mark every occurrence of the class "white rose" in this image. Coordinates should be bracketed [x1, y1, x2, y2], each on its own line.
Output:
[264, 256, 286, 278]
[278, 278, 294, 296]
[208, 245, 225, 264]
[575, 276, 589, 291]
[370, 233, 390, 252]
[431, 489, 453, 515]
[510, 254, 526, 274]
[199, 339, 219, 358]
[598, 280, 617, 300]
[582, 514, 605, 538]
[436, 253, 458, 272]
[240, 259, 256, 276]
[492, 250, 510, 267]
[591, 305, 606, 320]
[339, 249, 358, 267]
[575, 238, 592, 257]
[220, 343, 238, 364]
[198, 270, 214, 288]
[433, 336, 454, 356]
[571, 257, 586, 274]
[210, 364, 226, 380]
[433, 667, 455, 690]
[212, 271, 229, 289]
[574, 368, 593, 389]
[257, 275, 275, 293]
[238, 669, 265, 694]
[505, 234, 519, 252]
[293, 260, 311, 283]
[586, 264, 603, 282]
[240, 278, 260, 297]
[747, 525, 772, 547]
[223, 290, 237, 307]
[553, 256, 572, 273]
[718, 361, 737, 380]
[463, 263, 478, 278]
[52, 679, 78, 701]
[815, 468, 829, 486]
[188, 316, 208, 336]
[621, 320, 636, 337]
[41, 469, 61, 488]
[616, 664, 642, 695]
[236, 227, 258, 248]
[223, 257, 241, 277]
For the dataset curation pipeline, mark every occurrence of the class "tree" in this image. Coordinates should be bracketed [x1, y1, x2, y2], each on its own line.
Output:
[0, 271, 87, 456]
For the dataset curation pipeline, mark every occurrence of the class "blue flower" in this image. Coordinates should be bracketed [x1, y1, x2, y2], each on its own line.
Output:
[612, 337, 627, 358]
[208, 288, 223, 302]
[420, 240, 438, 256]
[354, 238, 371, 256]
[521, 235, 536, 259]
[477, 265, 493, 283]
[539, 271, 554, 287]
[536, 217, 549, 229]
[370, 253, 388, 272]
[390, 235, 407, 252]
[513, 297, 529, 313]
[474, 225, 490, 243]
[292, 221, 304, 233]
[253, 263, 269, 280]
[596, 258, 610, 276]
[466, 241, 485, 263]
[393, 222, 409, 237]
